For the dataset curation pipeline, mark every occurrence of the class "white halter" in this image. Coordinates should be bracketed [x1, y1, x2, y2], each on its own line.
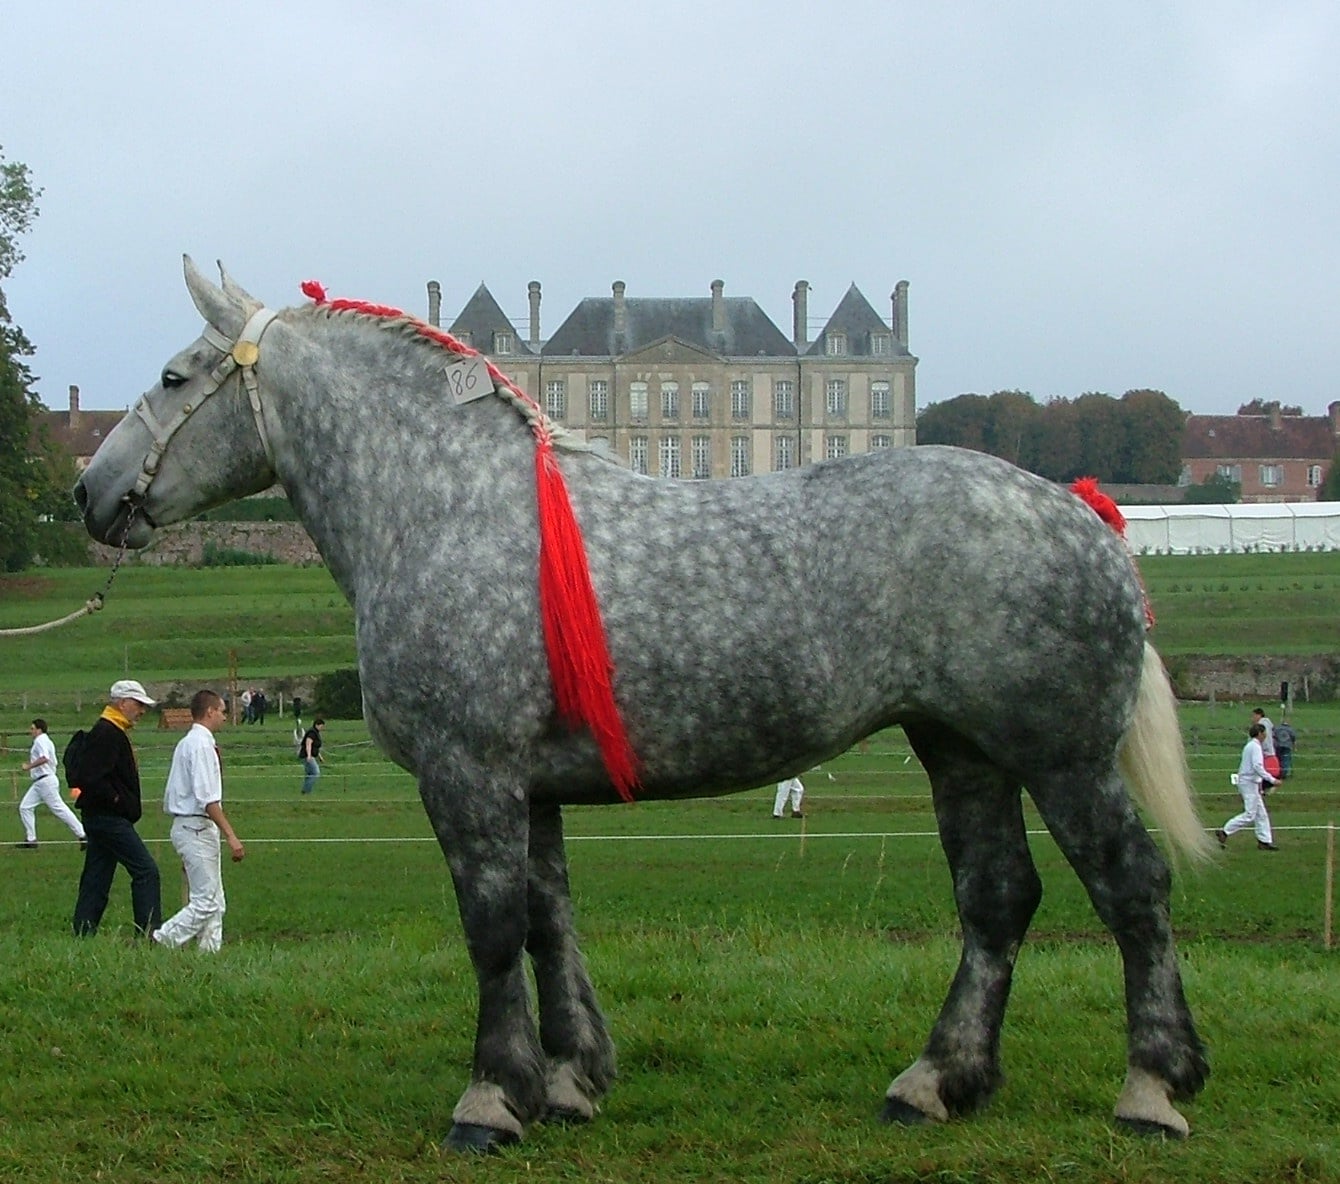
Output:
[127, 306, 279, 504]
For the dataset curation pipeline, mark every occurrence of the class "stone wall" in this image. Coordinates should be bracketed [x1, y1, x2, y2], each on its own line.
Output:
[90, 521, 321, 566]
[1168, 653, 1340, 703]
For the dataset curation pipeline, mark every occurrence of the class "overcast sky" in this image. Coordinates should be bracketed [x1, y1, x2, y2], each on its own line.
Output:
[4, 1, 1337, 416]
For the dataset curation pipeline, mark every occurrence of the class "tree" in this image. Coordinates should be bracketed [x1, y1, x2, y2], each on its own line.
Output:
[0, 143, 57, 571]
[1237, 398, 1303, 417]
[1119, 389, 1184, 484]
[1183, 473, 1240, 504]
[1319, 457, 1340, 501]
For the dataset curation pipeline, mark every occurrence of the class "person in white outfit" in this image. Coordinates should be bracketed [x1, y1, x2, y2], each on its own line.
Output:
[1216, 723, 1278, 851]
[773, 776, 805, 819]
[16, 719, 86, 849]
[152, 690, 245, 952]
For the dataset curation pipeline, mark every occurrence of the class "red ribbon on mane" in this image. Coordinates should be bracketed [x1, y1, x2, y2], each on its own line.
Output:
[301, 280, 640, 800]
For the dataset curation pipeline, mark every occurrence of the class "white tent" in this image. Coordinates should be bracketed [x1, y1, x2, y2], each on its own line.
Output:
[1121, 502, 1340, 554]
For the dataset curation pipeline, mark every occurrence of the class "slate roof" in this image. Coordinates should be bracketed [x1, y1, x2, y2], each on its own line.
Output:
[36, 408, 127, 462]
[447, 284, 533, 355]
[806, 284, 904, 357]
[1183, 414, 1338, 460]
[542, 296, 795, 358]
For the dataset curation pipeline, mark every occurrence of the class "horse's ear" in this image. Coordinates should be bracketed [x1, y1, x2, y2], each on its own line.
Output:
[183, 254, 246, 337]
[217, 262, 262, 312]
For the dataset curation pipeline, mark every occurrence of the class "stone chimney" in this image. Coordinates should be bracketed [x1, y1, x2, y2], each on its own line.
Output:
[426, 281, 441, 327]
[528, 281, 542, 346]
[711, 279, 725, 333]
[892, 280, 909, 348]
[612, 281, 627, 335]
[1329, 401, 1340, 439]
[792, 280, 809, 349]
[1270, 404, 1283, 431]
[68, 385, 81, 431]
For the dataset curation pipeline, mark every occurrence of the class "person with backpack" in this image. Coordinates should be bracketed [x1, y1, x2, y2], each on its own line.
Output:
[16, 718, 86, 849]
[300, 718, 326, 794]
[69, 680, 163, 938]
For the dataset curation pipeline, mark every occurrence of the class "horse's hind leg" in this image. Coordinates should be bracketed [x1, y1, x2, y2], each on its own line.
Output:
[526, 801, 617, 1123]
[883, 725, 1042, 1125]
[1028, 764, 1208, 1138]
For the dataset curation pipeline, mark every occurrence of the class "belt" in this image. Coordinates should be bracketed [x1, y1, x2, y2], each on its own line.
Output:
[171, 814, 210, 819]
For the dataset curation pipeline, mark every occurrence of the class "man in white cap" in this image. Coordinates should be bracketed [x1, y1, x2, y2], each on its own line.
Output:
[70, 680, 163, 938]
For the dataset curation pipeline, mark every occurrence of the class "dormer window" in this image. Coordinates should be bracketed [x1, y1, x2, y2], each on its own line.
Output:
[871, 332, 892, 356]
[493, 331, 513, 355]
[826, 332, 847, 356]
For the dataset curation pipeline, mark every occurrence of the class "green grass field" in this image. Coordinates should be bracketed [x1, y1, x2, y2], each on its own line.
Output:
[2, 559, 1339, 1181]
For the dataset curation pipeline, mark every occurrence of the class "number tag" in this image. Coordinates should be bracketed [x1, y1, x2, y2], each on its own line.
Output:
[443, 356, 495, 404]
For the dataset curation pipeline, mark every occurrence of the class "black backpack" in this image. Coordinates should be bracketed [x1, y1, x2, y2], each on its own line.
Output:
[63, 729, 90, 786]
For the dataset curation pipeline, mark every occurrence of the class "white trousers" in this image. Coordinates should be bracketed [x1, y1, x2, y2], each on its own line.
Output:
[1224, 780, 1273, 844]
[19, 775, 85, 843]
[773, 777, 805, 817]
[155, 816, 226, 952]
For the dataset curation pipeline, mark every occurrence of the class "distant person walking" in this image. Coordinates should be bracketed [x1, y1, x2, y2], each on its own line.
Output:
[153, 690, 245, 953]
[773, 776, 805, 819]
[1252, 708, 1281, 782]
[300, 718, 326, 794]
[16, 718, 86, 849]
[1273, 718, 1296, 780]
[1216, 723, 1279, 852]
[70, 680, 163, 937]
[253, 690, 267, 725]
[240, 688, 253, 725]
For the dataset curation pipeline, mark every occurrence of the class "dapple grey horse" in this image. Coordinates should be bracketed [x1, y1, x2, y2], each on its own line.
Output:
[76, 259, 1212, 1151]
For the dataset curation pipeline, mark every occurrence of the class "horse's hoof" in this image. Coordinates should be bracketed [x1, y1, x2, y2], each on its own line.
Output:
[443, 1122, 521, 1154]
[880, 1096, 934, 1126]
[543, 1105, 593, 1126]
[1115, 1116, 1188, 1141]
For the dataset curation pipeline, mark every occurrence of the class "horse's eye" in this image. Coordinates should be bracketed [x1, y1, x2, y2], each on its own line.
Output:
[162, 370, 187, 389]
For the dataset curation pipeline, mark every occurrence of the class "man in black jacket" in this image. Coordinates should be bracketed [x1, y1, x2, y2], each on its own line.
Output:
[71, 680, 163, 937]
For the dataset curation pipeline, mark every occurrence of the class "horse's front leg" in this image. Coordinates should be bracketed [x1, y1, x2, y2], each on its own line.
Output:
[527, 801, 617, 1123]
[424, 773, 545, 1152]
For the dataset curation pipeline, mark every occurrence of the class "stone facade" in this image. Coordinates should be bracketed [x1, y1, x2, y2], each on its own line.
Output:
[87, 520, 320, 566]
[435, 278, 918, 477]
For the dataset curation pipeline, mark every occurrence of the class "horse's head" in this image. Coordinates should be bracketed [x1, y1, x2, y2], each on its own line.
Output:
[75, 257, 284, 548]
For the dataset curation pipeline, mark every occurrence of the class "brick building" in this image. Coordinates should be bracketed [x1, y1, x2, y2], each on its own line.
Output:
[1180, 404, 1340, 502]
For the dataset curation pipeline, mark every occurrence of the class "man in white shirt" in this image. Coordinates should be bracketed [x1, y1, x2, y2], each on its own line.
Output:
[1216, 723, 1279, 851]
[16, 718, 86, 849]
[152, 690, 245, 952]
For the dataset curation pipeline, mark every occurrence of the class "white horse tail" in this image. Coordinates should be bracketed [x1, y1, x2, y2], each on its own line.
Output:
[1118, 642, 1216, 863]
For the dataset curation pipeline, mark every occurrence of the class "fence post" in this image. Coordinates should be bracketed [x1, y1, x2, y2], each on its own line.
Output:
[1325, 822, 1335, 952]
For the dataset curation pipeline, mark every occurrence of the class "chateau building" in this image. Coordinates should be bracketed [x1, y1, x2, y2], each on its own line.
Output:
[429, 278, 918, 477]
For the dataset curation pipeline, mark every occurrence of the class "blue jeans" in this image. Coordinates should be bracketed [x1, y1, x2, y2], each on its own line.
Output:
[73, 812, 162, 937]
[302, 757, 321, 794]
[1278, 748, 1293, 778]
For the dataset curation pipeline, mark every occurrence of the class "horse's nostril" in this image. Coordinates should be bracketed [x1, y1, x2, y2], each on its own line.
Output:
[73, 480, 89, 513]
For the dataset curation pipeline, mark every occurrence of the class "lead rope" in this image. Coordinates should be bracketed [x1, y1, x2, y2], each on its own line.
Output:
[0, 506, 139, 637]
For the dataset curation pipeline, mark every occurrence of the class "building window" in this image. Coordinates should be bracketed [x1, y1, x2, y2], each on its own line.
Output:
[661, 382, 680, 421]
[544, 379, 566, 420]
[870, 381, 890, 419]
[731, 435, 751, 477]
[825, 434, 848, 460]
[1260, 464, 1283, 487]
[871, 332, 891, 357]
[1308, 464, 1324, 487]
[871, 434, 892, 450]
[660, 435, 681, 478]
[825, 379, 847, 417]
[692, 435, 712, 479]
[456, 331, 472, 348]
[588, 380, 609, 421]
[629, 435, 649, 475]
[629, 382, 648, 420]
[692, 382, 711, 419]
[1216, 464, 1242, 483]
[826, 332, 847, 356]
[773, 379, 794, 419]
[493, 331, 513, 355]
[730, 379, 751, 421]
[774, 435, 795, 471]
